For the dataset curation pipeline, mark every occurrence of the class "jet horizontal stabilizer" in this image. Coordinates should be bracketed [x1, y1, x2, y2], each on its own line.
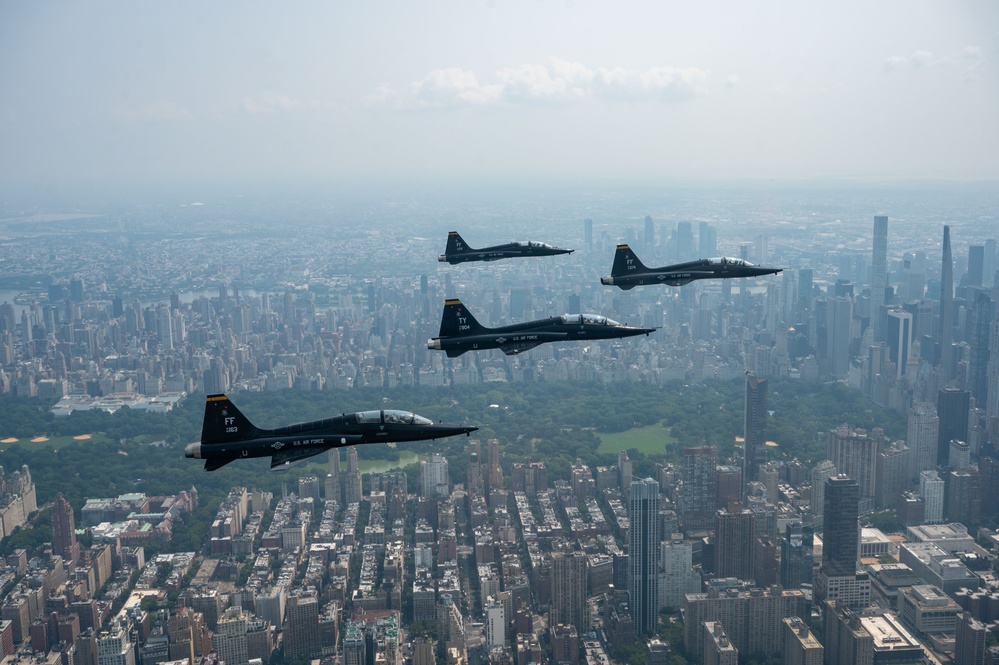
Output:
[205, 456, 238, 472]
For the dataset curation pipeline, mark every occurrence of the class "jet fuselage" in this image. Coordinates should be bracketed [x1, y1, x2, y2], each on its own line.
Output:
[428, 302, 655, 356]
[186, 395, 476, 471]
[439, 232, 572, 264]
[601, 246, 782, 289]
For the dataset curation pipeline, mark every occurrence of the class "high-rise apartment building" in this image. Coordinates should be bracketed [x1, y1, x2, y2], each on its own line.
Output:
[96, 623, 135, 665]
[827, 426, 881, 509]
[782, 617, 823, 665]
[743, 376, 768, 497]
[420, 454, 449, 499]
[908, 402, 939, 480]
[629, 478, 660, 635]
[681, 446, 718, 530]
[552, 551, 589, 632]
[661, 539, 701, 610]
[955, 612, 987, 665]
[284, 594, 321, 660]
[52, 493, 80, 566]
[919, 470, 945, 524]
[344, 448, 362, 504]
[214, 607, 249, 665]
[715, 503, 755, 581]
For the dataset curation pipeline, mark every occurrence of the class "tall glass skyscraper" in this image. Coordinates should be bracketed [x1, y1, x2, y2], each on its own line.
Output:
[629, 478, 660, 635]
[871, 215, 888, 342]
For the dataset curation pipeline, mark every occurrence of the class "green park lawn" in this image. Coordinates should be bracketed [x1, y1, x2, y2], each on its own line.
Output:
[596, 421, 676, 456]
[0, 433, 112, 451]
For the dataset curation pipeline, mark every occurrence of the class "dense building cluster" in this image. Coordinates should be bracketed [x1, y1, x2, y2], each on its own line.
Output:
[2, 201, 999, 665]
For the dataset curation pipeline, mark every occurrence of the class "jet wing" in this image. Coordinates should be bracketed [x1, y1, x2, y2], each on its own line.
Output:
[500, 341, 544, 355]
[270, 448, 327, 470]
[657, 270, 715, 286]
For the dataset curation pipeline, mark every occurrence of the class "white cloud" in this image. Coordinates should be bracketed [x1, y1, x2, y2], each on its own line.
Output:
[369, 59, 709, 109]
[884, 50, 955, 71]
[114, 100, 191, 122]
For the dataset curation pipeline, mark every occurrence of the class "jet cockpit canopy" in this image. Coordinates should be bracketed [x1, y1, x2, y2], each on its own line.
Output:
[561, 313, 623, 326]
[708, 257, 753, 267]
[357, 410, 434, 426]
[514, 241, 555, 249]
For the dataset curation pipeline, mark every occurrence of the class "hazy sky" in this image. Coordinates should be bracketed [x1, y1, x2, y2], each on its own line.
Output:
[2, 1, 997, 191]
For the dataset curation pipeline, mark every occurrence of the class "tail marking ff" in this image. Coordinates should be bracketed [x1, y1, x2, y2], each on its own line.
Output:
[610, 244, 648, 277]
[201, 394, 259, 445]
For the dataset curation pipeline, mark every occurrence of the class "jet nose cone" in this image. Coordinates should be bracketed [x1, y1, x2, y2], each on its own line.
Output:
[184, 442, 201, 459]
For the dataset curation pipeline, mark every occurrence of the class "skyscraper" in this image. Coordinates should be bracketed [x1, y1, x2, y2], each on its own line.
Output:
[699, 222, 717, 258]
[871, 216, 888, 342]
[885, 309, 912, 379]
[629, 478, 660, 635]
[284, 594, 321, 660]
[920, 470, 945, 524]
[988, 317, 999, 427]
[644, 216, 655, 255]
[937, 387, 970, 466]
[823, 476, 860, 574]
[715, 503, 756, 581]
[826, 425, 880, 509]
[52, 493, 80, 566]
[940, 225, 955, 381]
[908, 402, 939, 480]
[781, 522, 814, 589]
[584, 218, 593, 251]
[968, 245, 985, 288]
[815, 475, 870, 610]
[551, 551, 589, 632]
[420, 453, 449, 499]
[967, 288, 994, 405]
[681, 446, 718, 530]
[743, 375, 768, 497]
[677, 222, 693, 260]
[827, 296, 853, 379]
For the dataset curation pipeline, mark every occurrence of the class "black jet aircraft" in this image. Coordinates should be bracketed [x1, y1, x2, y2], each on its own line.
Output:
[185, 394, 477, 471]
[438, 231, 573, 264]
[600, 244, 782, 289]
[427, 298, 655, 357]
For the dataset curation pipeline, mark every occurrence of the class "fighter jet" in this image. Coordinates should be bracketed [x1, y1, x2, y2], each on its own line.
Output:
[185, 394, 477, 471]
[427, 298, 655, 357]
[600, 244, 782, 289]
[438, 231, 573, 264]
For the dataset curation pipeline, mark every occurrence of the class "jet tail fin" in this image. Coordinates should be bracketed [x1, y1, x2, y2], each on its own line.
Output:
[201, 394, 260, 445]
[611, 244, 648, 276]
[444, 231, 474, 256]
[438, 299, 488, 338]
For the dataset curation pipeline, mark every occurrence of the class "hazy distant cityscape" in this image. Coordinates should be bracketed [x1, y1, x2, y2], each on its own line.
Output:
[1, 181, 999, 665]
